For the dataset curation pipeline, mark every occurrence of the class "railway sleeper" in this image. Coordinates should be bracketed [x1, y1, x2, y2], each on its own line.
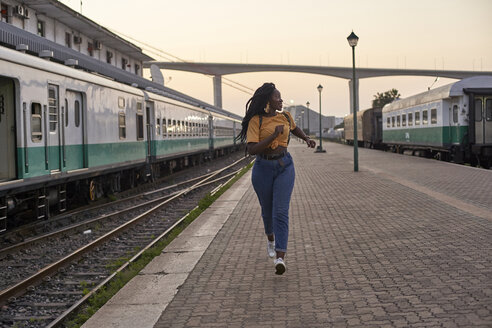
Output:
[61, 280, 99, 286]
[33, 291, 84, 296]
[12, 302, 72, 308]
[68, 272, 108, 277]
[4, 315, 56, 321]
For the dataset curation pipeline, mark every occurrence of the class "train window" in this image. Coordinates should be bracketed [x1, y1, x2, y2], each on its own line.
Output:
[396, 115, 400, 127]
[118, 112, 126, 139]
[136, 113, 144, 140]
[391, 116, 395, 127]
[172, 120, 176, 137]
[408, 113, 413, 126]
[48, 86, 58, 132]
[162, 117, 167, 138]
[74, 100, 81, 127]
[422, 110, 428, 125]
[386, 117, 390, 128]
[122, 58, 128, 70]
[402, 114, 406, 127]
[431, 108, 437, 124]
[168, 119, 172, 138]
[186, 121, 189, 136]
[453, 105, 458, 123]
[415, 111, 420, 125]
[156, 118, 161, 135]
[118, 97, 125, 109]
[486, 99, 492, 121]
[65, 99, 69, 127]
[137, 102, 143, 112]
[31, 103, 43, 142]
[475, 99, 482, 122]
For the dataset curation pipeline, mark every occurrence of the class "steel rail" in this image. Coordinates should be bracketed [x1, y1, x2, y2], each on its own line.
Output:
[0, 156, 248, 305]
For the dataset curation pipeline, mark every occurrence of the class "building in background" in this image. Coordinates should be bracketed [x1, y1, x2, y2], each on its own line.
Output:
[284, 105, 335, 136]
[0, 0, 152, 76]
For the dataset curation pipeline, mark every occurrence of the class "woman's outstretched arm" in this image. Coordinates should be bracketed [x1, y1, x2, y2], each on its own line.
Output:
[291, 126, 316, 148]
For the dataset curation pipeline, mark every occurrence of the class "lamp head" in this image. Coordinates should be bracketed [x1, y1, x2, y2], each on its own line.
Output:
[317, 84, 323, 93]
[347, 31, 359, 47]
[306, 101, 310, 107]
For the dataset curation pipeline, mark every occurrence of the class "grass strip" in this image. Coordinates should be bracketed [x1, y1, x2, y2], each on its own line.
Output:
[64, 161, 253, 328]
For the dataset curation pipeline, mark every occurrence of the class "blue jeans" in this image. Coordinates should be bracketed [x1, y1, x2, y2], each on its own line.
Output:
[251, 152, 295, 252]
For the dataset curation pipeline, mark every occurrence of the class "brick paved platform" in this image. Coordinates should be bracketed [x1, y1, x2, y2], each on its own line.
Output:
[85, 141, 492, 328]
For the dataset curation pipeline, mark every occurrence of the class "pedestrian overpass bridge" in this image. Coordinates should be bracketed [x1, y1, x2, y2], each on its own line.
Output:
[143, 61, 492, 112]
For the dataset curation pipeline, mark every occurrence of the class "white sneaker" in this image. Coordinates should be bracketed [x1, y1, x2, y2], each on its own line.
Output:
[274, 258, 286, 275]
[267, 240, 275, 258]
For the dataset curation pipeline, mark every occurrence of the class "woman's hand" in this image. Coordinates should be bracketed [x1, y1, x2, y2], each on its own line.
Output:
[305, 138, 316, 148]
[273, 125, 284, 137]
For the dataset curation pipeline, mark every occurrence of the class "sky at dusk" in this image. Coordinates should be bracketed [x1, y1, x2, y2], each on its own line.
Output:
[62, 0, 492, 118]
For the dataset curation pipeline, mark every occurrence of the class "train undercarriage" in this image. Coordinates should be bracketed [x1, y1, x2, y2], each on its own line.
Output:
[0, 145, 241, 232]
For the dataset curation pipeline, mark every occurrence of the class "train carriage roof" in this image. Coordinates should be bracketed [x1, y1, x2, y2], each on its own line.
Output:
[383, 76, 492, 113]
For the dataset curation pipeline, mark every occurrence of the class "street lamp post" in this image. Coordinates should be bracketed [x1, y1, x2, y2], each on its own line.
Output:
[306, 101, 310, 136]
[347, 31, 359, 172]
[301, 109, 305, 131]
[315, 84, 326, 153]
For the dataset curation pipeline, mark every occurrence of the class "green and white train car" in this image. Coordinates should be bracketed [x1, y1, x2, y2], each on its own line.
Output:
[382, 76, 492, 166]
[0, 45, 241, 231]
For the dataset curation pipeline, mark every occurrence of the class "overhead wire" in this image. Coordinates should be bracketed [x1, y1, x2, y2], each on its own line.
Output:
[108, 28, 254, 95]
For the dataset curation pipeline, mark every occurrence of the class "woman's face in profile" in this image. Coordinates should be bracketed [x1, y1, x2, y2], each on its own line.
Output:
[270, 89, 283, 111]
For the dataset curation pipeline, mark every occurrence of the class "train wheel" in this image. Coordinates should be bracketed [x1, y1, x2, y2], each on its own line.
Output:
[89, 180, 96, 202]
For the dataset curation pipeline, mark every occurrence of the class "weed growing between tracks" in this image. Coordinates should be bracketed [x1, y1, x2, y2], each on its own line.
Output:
[65, 162, 253, 328]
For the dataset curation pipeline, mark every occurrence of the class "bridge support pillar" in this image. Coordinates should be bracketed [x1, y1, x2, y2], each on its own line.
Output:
[349, 78, 359, 114]
[213, 75, 222, 108]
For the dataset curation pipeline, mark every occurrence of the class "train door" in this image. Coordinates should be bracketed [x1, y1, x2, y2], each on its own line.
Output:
[449, 104, 457, 144]
[65, 90, 85, 169]
[146, 102, 154, 160]
[0, 77, 16, 181]
[47, 85, 61, 172]
[474, 96, 492, 144]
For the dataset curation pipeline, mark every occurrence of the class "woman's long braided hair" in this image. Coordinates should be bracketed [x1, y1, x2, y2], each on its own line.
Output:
[235, 82, 276, 143]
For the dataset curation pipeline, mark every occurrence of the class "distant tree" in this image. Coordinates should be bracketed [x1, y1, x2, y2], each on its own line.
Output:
[334, 122, 344, 129]
[372, 89, 400, 109]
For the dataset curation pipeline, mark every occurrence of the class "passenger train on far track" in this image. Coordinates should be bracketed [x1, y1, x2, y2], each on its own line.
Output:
[344, 76, 492, 168]
[0, 45, 241, 232]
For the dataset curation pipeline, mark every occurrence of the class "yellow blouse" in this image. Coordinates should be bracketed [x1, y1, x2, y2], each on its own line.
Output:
[246, 111, 296, 149]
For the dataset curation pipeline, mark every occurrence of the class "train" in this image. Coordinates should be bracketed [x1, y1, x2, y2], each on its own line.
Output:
[343, 107, 383, 149]
[0, 45, 241, 232]
[343, 76, 492, 167]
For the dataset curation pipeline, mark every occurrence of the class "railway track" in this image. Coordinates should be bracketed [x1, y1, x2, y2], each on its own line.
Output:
[0, 156, 252, 328]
